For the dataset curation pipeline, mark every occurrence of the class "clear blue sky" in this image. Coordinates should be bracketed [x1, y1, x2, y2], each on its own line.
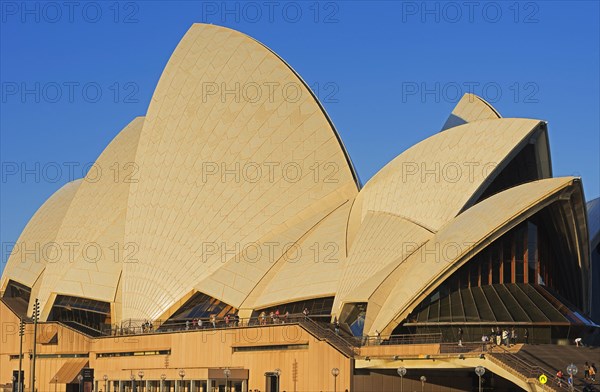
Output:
[1, 1, 599, 271]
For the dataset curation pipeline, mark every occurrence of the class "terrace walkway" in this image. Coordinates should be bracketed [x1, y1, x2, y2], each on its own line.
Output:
[7, 295, 596, 392]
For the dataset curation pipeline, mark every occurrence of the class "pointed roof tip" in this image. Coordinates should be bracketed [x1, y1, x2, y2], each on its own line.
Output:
[189, 23, 240, 34]
[460, 93, 502, 116]
[164, 21, 362, 190]
[473, 94, 501, 117]
[441, 93, 502, 132]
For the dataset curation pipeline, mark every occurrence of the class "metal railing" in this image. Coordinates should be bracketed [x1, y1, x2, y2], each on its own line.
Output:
[98, 314, 359, 357]
[101, 313, 324, 336]
[295, 316, 357, 357]
[487, 344, 582, 392]
[355, 332, 443, 347]
[101, 315, 446, 354]
[439, 341, 488, 354]
[61, 320, 104, 336]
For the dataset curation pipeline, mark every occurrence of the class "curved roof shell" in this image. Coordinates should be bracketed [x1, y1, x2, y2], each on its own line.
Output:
[34, 117, 144, 319]
[121, 24, 359, 320]
[588, 197, 600, 249]
[347, 118, 549, 247]
[0, 24, 592, 332]
[333, 211, 433, 314]
[440, 93, 501, 131]
[363, 177, 588, 335]
[1, 180, 83, 294]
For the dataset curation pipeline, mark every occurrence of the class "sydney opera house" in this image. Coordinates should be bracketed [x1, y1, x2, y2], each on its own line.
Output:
[1, 24, 598, 392]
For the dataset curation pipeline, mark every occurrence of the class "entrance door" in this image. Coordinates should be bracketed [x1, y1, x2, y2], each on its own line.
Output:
[218, 381, 243, 392]
[66, 383, 79, 392]
[264, 375, 278, 392]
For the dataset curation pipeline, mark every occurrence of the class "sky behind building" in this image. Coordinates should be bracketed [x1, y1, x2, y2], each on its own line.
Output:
[1, 1, 599, 271]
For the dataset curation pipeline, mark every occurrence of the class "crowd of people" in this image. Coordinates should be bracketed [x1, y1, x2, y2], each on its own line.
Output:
[183, 313, 242, 330]
[177, 307, 312, 330]
[556, 363, 597, 389]
[477, 326, 527, 347]
[257, 309, 291, 325]
[141, 320, 153, 332]
[112, 308, 317, 335]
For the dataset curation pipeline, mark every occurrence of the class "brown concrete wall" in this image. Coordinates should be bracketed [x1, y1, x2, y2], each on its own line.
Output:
[1, 301, 92, 392]
[353, 369, 519, 392]
[359, 343, 440, 358]
[2, 301, 351, 392]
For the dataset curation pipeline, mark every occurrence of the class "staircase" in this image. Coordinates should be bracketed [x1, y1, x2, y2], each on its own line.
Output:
[487, 344, 598, 392]
[297, 317, 357, 357]
[61, 320, 104, 337]
[0, 296, 29, 320]
[516, 345, 599, 391]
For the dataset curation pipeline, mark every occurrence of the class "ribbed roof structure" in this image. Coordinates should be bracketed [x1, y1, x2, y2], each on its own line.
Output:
[1, 24, 593, 334]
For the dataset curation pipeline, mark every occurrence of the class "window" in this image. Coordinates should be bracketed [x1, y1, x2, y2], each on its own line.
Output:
[96, 350, 170, 358]
[492, 244, 501, 284]
[528, 222, 538, 284]
[232, 344, 308, 352]
[253, 297, 334, 318]
[162, 292, 237, 327]
[503, 234, 513, 283]
[515, 225, 525, 283]
[480, 250, 490, 286]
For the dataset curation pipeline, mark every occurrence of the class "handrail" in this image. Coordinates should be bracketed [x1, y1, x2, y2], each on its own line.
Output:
[119, 314, 359, 357]
[104, 314, 362, 356]
[103, 314, 314, 336]
[62, 320, 104, 336]
[487, 344, 581, 392]
[356, 333, 443, 347]
[295, 316, 357, 357]
[438, 341, 487, 354]
[101, 315, 445, 354]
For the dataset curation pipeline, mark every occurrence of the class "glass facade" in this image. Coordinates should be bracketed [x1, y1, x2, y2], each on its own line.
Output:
[48, 294, 111, 335]
[338, 302, 367, 337]
[161, 292, 237, 328]
[1, 280, 31, 318]
[252, 296, 334, 318]
[107, 379, 215, 392]
[397, 203, 592, 342]
[527, 222, 538, 284]
[3, 280, 31, 302]
[430, 215, 579, 307]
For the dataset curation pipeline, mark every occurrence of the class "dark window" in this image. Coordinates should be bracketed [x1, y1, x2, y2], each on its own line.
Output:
[492, 244, 501, 284]
[503, 234, 513, 283]
[232, 344, 308, 352]
[96, 350, 171, 358]
[1, 280, 31, 318]
[515, 225, 525, 284]
[253, 296, 334, 318]
[3, 280, 31, 302]
[339, 303, 367, 336]
[473, 141, 543, 205]
[53, 295, 110, 314]
[480, 249, 490, 286]
[49, 295, 110, 334]
[469, 262, 479, 287]
[528, 222, 538, 284]
[163, 292, 237, 323]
